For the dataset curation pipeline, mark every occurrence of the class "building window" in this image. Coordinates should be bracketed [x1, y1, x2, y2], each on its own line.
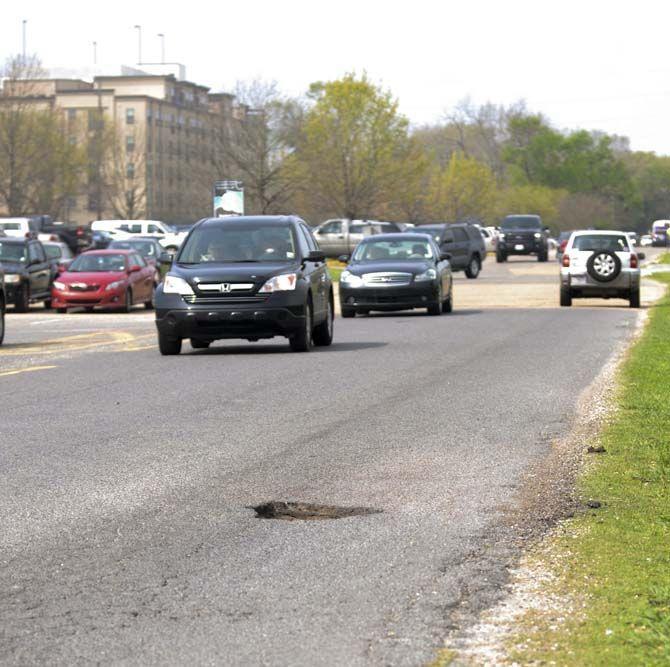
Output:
[67, 108, 77, 121]
[126, 135, 135, 152]
[126, 108, 135, 124]
[88, 109, 103, 130]
[126, 163, 135, 179]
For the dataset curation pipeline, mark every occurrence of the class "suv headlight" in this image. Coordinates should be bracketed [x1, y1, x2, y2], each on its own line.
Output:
[534, 232, 542, 238]
[415, 268, 437, 282]
[258, 273, 298, 293]
[163, 274, 194, 295]
[4, 274, 21, 284]
[340, 271, 363, 287]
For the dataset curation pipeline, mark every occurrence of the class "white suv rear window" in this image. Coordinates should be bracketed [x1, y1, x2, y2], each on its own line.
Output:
[572, 235, 629, 252]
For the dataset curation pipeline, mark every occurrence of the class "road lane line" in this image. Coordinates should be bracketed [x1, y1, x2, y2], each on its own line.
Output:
[0, 365, 58, 378]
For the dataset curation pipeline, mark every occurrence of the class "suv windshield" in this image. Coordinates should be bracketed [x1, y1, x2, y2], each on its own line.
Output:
[572, 235, 629, 252]
[110, 240, 157, 257]
[501, 217, 542, 231]
[353, 239, 433, 261]
[0, 242, 26, 262]
[178, 222, 297, 263]
[69, 254, 128, 272]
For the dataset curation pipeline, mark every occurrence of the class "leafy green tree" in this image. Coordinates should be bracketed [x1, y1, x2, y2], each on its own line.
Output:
[495, 184, 565, 227]
[294, 73, 409, 220]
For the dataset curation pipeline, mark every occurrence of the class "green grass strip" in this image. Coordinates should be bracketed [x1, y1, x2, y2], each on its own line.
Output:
[512, 275, 670, 665]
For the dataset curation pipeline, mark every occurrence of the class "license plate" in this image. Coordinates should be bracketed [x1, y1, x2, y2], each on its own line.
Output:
[515, 244, 525, 250]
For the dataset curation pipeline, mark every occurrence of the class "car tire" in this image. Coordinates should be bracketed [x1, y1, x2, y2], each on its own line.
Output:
[14, 284, 29, 312]
[158, 331, 182, 355]
[560, 285, 572, 307]
[587, 251, 621, 283]
[0, 303, 5, 346]
[56, 307, 67, 314]
[442, 285, 453, 313]
[289, 300, 314, 352]
[144, 285, 156, 310]
[313, 297, 334, 347]
[465, 256, 481, 279]
[85, 306, 94, 313]
[427, 286, 442, 316]
[629, 287, 640, 308]
[538, 249, 548, 262]
[496, 250, 506, 263]
[341, 307, 356, 318]
[190, 339, 210, 349]
[44, 299, 52, 310]
[122, 289, 132, 313]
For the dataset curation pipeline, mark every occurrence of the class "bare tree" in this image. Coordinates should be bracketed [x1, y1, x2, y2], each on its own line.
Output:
[212, 79, 303, 214]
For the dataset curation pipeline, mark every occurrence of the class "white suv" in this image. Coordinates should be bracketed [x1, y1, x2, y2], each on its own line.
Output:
[560, 230, 643, 308]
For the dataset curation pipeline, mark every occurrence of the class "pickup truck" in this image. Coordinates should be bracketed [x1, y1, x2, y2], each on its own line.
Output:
[90, 220, 187, 253]
[0, 217, 91, 254]
[313, 219, 404, 257]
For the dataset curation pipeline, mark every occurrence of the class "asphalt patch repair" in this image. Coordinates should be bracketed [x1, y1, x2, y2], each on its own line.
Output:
[251, 501, 382, 521]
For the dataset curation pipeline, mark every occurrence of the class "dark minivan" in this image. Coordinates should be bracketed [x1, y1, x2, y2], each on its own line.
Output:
[154, 216, 334, 354]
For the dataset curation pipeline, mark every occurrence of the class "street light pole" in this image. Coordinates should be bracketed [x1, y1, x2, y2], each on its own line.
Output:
[134, 25, 142, 65]
[157, 33, 165, 64]
[22, 19, 27, 62]
[92, 41, 97, 65]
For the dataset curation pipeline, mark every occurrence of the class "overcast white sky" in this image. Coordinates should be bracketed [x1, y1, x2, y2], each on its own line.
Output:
[3, 0, 670, 153]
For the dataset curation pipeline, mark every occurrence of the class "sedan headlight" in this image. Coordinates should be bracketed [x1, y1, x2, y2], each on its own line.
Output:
[414, 268, 437, 282]
[53, 281, 66, 290]
[258, 273, 298, 293]
[4, 274, 21, 284]
[162, 274, 194, 295]
[340, 271, 363, 288]
[105, 280, 125, 291]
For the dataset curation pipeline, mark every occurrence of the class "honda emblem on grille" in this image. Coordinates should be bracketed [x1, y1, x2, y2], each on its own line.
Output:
[220, 283, 232, 293]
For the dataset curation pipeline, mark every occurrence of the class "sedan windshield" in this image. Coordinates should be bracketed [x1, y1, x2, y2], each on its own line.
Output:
[501, 217, 542, 230]
[0, 242, 26, 262]
[572, 235, 629, 252]
[110, 240, 157, 257]
[178, 223, 297, 263]
[68, 254, 127, 272]
[353, 239, 433, 261]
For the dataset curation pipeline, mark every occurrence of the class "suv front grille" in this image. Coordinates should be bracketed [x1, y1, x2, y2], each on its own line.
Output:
[182, 295, 267, 305]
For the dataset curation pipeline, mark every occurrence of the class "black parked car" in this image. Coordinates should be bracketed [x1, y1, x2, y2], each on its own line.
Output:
[154, 216, 334, 355]
[0, 237, 54, 311]
[496, 215, 549, 262]
[415, 223, 485, 278]
[338, 233, 453, 316]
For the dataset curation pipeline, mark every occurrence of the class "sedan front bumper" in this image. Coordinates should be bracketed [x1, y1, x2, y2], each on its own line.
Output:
[339, 283, 439, 311]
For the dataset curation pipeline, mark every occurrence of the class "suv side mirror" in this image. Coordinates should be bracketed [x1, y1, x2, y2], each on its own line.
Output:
[440, 252, 452, 261]
[305, 250, 325, 263]
[338, 254, 350, 263]
[159, 252, 173, 266]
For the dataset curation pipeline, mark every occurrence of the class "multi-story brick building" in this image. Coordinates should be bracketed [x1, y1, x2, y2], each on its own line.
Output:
[1, 72, 241, 225]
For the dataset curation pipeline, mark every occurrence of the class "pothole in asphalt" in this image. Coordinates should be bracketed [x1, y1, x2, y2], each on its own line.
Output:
[250, 501, 382, 521]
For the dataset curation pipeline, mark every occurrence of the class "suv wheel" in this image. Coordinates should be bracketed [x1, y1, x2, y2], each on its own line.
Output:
[313, 297, 334, 346]
[341, 307, 356, 318]
[190, 339, 210, 349]
[0, 303, 5, 345]
[15, 284, 29, 312]
[538, 249, 548, 262]
[629, 287, 640, 308]
[465, 256, 481, 279]
[587, 251, 621, 283]
[158, 331, 182, 355]
[290, 301, 314, 352]
[560, 285, 572, 307]
[496, 250, 506, 263]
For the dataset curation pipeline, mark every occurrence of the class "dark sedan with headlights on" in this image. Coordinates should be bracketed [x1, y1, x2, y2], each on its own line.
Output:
[338, 234, 453, 317]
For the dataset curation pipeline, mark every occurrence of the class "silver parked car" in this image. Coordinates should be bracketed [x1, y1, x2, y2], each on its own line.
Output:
[560, 230, 643, 308]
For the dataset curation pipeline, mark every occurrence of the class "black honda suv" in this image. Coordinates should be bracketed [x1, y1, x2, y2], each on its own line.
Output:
[496, 215, 549, 262]
[154, 216, 334, 354]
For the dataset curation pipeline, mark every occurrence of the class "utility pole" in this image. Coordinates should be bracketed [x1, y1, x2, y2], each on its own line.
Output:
[134, 25, 142, 64]
[157, 33, 165, 64]
[92, 41, 97, 65]
[22, 19, 27, 62]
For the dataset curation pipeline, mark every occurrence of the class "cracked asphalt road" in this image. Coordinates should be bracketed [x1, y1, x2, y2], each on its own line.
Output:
[0, 256, 650, 665]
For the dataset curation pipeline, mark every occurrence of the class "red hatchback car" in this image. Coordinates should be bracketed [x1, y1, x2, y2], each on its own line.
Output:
[51, 249, 156, 313]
